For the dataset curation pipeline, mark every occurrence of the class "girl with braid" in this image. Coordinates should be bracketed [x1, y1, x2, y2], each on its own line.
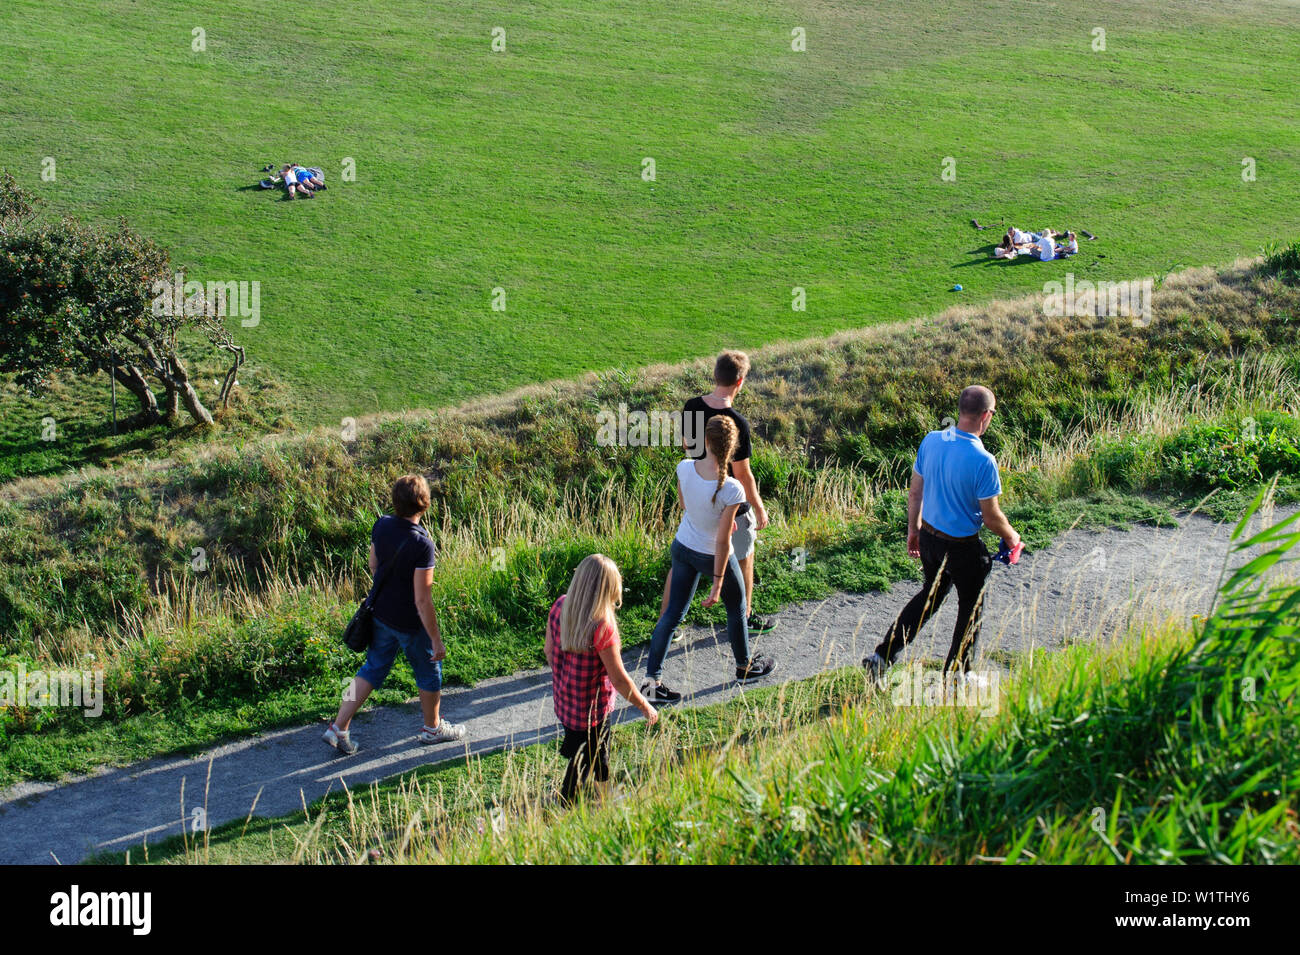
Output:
[641, 416, 777, 705]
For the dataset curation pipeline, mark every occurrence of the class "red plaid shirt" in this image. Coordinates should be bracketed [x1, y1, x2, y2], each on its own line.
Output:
[546, 595, 617, 730]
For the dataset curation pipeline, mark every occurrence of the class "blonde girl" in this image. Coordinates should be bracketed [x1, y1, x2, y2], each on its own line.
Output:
[545, 554, 657, 804]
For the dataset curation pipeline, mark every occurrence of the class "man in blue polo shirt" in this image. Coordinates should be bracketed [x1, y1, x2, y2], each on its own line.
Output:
[865, 385, 1020, 677]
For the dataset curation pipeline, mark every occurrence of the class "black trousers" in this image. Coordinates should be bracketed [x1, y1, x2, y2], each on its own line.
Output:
[559, 721, 611, 805]
[876, 528, 993, 673]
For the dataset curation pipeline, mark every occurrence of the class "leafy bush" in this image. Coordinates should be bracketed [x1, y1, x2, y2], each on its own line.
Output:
[1264, 238, 1300, 286]
[1084, 411, 1300, 495]
[1160, 415, 1300, 492]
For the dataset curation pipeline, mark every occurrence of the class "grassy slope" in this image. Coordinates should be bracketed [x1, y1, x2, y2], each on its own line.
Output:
[0, 354, 295, 482]
[2, 260, 1299, 786]
[0, 0, 1296, 427]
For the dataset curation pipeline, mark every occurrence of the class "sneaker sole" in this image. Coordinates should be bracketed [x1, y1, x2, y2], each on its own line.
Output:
[748, 622, 778, 634]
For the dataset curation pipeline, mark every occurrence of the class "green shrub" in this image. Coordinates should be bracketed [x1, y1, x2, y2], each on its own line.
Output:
[1264, 238, 1300, 285]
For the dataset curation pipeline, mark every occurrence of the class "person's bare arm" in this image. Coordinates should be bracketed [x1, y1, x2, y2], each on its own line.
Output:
[413, 567, 445, 660]
[368, 542, 378, 575]
[597, 643, 658, 724]
[730, 457, 767, 530]
[979, 496, 1020, 549]
[906, 472, 924, 558]
[704, 503, 740, 607]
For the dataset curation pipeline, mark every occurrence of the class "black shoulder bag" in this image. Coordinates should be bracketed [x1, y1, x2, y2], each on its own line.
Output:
[342, 535, 415, 652]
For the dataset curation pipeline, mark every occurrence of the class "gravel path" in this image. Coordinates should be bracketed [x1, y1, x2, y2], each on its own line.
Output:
[0, 506, 1282, 864]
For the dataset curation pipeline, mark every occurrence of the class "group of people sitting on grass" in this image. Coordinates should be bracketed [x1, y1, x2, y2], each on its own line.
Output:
[259, 163, 327, 198]
[994, 226, 1078, 261]
[321, 352, 1020, 808]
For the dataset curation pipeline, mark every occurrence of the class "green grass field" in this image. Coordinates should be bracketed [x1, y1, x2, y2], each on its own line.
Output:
[1, 0, 1297, 427]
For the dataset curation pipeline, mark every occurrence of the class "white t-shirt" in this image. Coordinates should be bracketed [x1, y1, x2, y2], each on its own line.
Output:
[1064, 238, 1079, 254]
[675, 458, 746, 555]
[1011, 227, 1033, 245]
[1037, 234, 1056, 261]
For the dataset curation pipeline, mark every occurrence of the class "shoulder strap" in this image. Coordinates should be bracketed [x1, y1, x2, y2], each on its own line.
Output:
[366, 526, 427, 606]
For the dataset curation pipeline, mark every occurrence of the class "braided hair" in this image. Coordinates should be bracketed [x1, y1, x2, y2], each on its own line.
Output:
[705, 415, 739, 503]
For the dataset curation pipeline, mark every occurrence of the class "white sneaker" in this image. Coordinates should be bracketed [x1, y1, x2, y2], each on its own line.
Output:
[418, 720, 467, 744]
[323, 722, 358, 755]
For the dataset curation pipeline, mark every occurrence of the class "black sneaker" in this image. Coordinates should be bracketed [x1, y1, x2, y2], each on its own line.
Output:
[747, 615, 777, 634]
[736, 654, 777, 683]
[641, 680, 683, 706]
[862, 652, 889, 685]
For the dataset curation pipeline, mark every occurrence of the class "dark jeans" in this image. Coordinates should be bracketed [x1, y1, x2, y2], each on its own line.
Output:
[876, 528, 993, 673]
[559, 721, 611, 805]
[645, 538, 749, 682]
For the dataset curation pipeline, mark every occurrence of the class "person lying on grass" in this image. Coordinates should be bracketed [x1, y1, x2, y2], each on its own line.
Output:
[280, 163, 325, 198]
[1009, 226, 1038, 250]
[279, 164, 312, 198]
[546, 554, 658, 806]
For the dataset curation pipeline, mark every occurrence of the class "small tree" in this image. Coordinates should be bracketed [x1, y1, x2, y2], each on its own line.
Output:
[0, 173, 244, 426]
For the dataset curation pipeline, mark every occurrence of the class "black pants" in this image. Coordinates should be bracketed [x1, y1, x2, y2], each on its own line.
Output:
[559, 721, 611, 805]
[876, 529, 993, 673]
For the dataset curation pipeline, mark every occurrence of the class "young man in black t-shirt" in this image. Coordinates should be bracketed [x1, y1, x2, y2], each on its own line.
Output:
[324, 474, 468, 754]
[666, 350, 776, 640]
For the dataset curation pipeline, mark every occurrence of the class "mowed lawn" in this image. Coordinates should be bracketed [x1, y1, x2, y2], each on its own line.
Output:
[0, 0, 1297, 425]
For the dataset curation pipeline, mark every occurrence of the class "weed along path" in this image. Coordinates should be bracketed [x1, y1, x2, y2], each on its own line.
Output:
[0, 507, 1283, 864]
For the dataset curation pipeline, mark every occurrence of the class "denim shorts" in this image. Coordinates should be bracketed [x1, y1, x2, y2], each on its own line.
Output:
[731, 506, 756, 560]
[356, 615, 443, 693]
